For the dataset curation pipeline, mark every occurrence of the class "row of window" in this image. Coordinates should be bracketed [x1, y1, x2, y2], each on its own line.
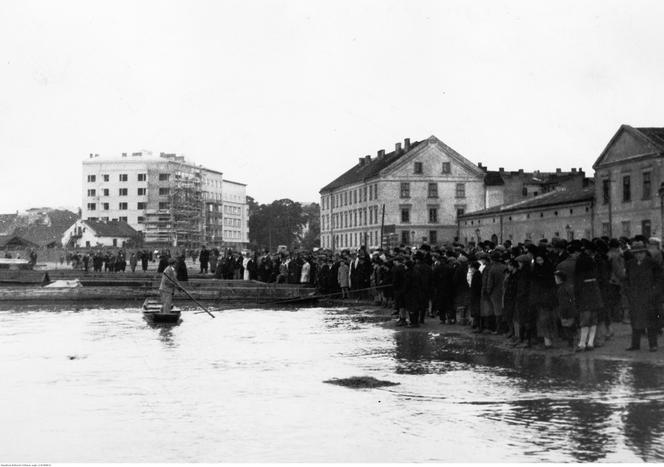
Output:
[602, 172, 652, 204]
[400, 182, 465, 199]
[87, 173, 169, 183]
[324, 205, 468, 231]
[87, 188, 168, 197]
[463, 206, 589, 226]
[601, 220, 652, 238]
[322, 184, 379, 210]
[224, 205, 243, 216]
[322, 229, 441, 249]
[223, 230, 243, 239]
[224, 218, 242, 227]
[87, 202, 170, 211]
[328, 206, 384, 230]
[413, 161, 451, 175]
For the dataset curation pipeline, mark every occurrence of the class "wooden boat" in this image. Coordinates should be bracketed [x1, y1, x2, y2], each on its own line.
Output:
[142, 298, 182, 323]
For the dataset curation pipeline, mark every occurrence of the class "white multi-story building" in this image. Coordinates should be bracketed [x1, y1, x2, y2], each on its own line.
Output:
[319, 136, 487, 250]
[81, 151, 248, 248]
[221, 179, 250, 249]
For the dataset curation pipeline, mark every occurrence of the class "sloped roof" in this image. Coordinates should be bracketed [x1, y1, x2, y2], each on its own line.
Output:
[635, 127, 664, 150]
[85, 220, 139, 238]
[319, 141, 423, 193]
[460, 187, 594, 218]
[593, 125, 664, 169]
[15, 210, 79, 246]
[0, 234, 39, 248]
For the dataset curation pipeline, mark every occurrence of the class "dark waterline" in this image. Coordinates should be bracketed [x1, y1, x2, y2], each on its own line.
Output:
[1, 306, 663, 462]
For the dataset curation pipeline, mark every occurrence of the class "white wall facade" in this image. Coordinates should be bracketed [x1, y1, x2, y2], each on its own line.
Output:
[320, 136, 486, 251]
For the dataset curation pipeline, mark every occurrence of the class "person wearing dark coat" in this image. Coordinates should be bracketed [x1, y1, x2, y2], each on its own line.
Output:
[452, 256, 470, 325]
[530, 249, 558, 348]
[554, 269, 577, 347]
[624, 241, 662, 351]
[502, 259, 519, 341]
[514, 255, 532, 347]
[404, 258, 426, 327]
[468, 261, 483, 330]
[175, 255, 189, 281]
[199, 246, 210, 274]
[574, 242, 603, 351]
[413, 253, 432, 324]
[392, 257, 408, 326]
[157, 254, 169, 273]
[141, 250, 149, 272]
[484, 252, 506, 333]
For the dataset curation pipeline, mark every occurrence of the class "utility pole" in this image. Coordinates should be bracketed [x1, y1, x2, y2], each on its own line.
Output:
[379, 204, 385, 248]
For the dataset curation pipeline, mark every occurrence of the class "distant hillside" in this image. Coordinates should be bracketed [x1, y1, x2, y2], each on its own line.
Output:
[0, 208, 79, 247]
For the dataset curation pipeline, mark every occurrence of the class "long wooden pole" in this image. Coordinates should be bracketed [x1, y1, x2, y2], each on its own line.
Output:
[164, 273, 215, 318]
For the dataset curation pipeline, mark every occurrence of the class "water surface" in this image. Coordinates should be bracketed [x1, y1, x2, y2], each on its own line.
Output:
[1, 306, 663, 462]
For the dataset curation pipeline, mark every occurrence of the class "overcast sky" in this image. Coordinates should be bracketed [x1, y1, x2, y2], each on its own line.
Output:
[1, 0, 663, 213]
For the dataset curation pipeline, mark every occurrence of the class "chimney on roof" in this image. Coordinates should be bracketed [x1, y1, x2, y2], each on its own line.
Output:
[499, 167, 504, 173]
[578, 167, 582, 172]
[377, 149, 385, 158]
[477, 162, 483, 169]
[89, 153, 93, 159]
[121, 153, 127, 158]
[404, 138, 411, 151]
[395, 142, 402, 153]
[364, 155, 371, 164]
[556, 168, 561, 173]
[518, 169, 524, 174]
[571, 168, 577, 173]
[358, 157, 365, 166]
[377, 151, 384, 161]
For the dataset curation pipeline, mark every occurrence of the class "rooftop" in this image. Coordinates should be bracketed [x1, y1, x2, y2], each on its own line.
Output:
[84, 220, 139, 238]
[460, 187, 594, 218]
[320, 139, 423, 193]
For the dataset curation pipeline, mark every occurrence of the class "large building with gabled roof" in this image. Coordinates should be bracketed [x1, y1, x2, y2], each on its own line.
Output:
[593, 124, 664, 239]
[319, 135, 487, 250]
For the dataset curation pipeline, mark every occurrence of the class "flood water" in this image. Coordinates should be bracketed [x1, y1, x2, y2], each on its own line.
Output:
[1, 305, 664, 462]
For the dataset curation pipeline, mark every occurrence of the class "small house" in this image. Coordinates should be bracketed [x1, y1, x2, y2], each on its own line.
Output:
[62, 220, 140, 249]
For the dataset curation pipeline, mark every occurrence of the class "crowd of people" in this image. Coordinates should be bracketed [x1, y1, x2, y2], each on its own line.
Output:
[11, 235, 663, 353]
[269, 235, 663, 353]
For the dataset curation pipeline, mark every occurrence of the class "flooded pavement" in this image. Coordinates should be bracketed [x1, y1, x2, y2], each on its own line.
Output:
[1, 305, 663, 462]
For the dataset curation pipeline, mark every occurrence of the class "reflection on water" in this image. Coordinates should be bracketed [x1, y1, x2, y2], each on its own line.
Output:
[0, 306, 663, 462]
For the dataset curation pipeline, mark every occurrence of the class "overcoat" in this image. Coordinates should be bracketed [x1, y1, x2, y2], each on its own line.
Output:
[574, 252, 604, 312]
[482, 262, 505, 317]
[624, 256, 662, 330]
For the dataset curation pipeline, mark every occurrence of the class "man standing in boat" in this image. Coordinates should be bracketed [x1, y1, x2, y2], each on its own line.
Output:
[160, 258, 178, 312]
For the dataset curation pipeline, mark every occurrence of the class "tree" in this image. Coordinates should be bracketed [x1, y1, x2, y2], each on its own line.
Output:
[248, 199, 307, 251]
[299, 202, 320, 250]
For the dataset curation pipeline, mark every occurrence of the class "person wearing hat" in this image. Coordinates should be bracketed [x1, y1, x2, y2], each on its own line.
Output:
[159, 257, 179, 312]
[513, 254, 532, 347]
[624, 240, 662, 351]
[573, 240, 603, 351]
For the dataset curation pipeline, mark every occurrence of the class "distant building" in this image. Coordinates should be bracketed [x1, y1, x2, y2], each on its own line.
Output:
[483, 167, 589, 208]
[0, 208, 78, 248]
[593, 125, 664, 239]
[61, 219, 140, 249]
[0, 234, 40, 250]
[221, 179, 250, 250]
[81, 151, 249, 248]
[319, 136, 487, 249]
[458, 187, 595, 245]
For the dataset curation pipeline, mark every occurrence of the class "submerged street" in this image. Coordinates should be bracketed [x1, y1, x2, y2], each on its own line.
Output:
[1, 305, 663, 462]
